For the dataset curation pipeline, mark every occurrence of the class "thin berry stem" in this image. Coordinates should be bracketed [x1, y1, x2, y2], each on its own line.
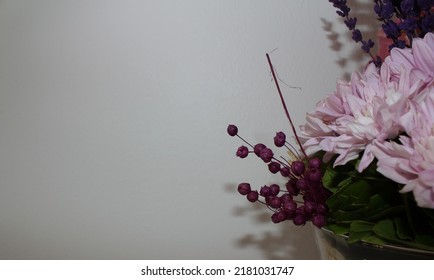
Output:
[236, 134, 254, 149]
[270, 156, 289, 167]
[279, 156, 290, 166]
[285, 141, 301, 160]
[266, 53, 308, 159]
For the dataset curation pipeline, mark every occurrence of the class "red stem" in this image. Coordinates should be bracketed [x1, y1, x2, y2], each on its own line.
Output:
[266, 53, 308, 159]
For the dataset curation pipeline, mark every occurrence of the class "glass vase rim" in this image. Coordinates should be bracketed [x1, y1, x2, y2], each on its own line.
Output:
[319, 226, 434, 256]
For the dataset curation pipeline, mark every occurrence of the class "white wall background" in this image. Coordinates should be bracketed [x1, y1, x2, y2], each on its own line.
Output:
[0, 0, 377, 259]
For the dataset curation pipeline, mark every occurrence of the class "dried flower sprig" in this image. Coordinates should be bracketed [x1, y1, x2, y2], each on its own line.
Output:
[226, 55, 331, 228]
[329, 0, 382, 66]
[374, 0, 434, 48]
[329, 0, 434, 66]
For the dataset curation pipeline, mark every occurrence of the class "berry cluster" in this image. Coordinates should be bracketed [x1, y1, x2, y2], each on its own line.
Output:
[227, 124, 330, 228]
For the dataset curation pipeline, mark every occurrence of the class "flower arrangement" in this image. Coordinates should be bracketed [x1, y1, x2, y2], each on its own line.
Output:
[227, 0, 434, 252]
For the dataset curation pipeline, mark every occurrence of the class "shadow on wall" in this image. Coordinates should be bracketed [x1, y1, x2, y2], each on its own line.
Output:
[226, 184, 320, 260]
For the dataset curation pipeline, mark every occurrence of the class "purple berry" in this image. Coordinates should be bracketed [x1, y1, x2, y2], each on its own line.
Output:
[259, 147, 274, 163]
[269, 184, 280, 196]
[246, 191, 258, 202]
[271, 212, 280, 223]
[253, 143, 266, 157]
[237, 183, 251, 195]
[236, 146, 249, 158]
[317, 204, 328, 215]
[280, 193, 293, 203]
[271, 211, 287, 223]
[268, 162, 280, 174]
[283, 201, 297, 213]
[267, 196, 282, 209]
[309, 157, 322, 169]
[227, 124, 238, 136]
[296, 178, 309, 191]
[304, 201, 317, 215]
[273, 131, 286, 147]
[293, 214, 307, 226]
[260, 185, 272, 197]
[291, 160, 305, 176]
[236, 145, 249, 158]
[296, 206, 306, 216]
[312, 215, 327, 228]
[307, 169, 322, 183]
[280, 166, 290, 177]
[299, 205, 312, 219]
[285, 179, 300, 196]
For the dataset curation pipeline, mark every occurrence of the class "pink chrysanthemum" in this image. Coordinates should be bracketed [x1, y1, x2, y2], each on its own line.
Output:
[300, 33, 434, 175]
[371, 87, 434, 209]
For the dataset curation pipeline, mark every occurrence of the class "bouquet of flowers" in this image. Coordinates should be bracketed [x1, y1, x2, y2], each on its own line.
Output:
[227, 0, 434, 251]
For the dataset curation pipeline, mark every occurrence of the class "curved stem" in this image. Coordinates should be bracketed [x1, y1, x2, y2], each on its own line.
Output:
[266, 53, 308, 159]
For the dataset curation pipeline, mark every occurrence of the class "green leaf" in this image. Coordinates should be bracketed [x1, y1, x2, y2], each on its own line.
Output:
[337, 176, 354, 189]
[373, 219, 434, 251]
[322, 159, 358, 193]
[414, 234, 434, 248]
[372, 219, 397, 241]
[364, 194, 404, 221]
[327, 179, 373, 210]
[322, 167, 338, 192]
[393, 216, 413, 241]
[318, 156, 434, 252]
[347, 221, 386, 244]
[324, 223, 349, 235]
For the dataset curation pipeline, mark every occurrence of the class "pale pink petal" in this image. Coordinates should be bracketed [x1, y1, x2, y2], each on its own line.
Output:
[411, 183, 434, 209]
[413, 35, 434, 76]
